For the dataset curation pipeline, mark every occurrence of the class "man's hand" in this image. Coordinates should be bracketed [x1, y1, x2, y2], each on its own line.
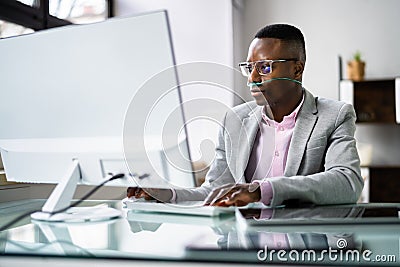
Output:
[127, 187, 173, 203]
[204, 183, 261, 207]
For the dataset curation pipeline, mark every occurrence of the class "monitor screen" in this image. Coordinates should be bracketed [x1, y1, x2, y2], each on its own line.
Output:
[0, 11, 195, 190]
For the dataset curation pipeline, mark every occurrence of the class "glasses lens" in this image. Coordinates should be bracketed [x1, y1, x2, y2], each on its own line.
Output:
[256, 61, 271, 75]
[239, 63, 252, 77]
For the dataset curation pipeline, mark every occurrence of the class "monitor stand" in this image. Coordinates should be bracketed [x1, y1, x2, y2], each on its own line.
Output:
[31, 159, 122, 222]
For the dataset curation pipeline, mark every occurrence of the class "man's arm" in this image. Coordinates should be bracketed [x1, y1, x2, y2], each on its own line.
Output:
[127, 112, 237, 203]
[175, 113, 237, 202]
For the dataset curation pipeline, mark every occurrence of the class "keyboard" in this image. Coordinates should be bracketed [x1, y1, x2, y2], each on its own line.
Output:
[122, 198, 236, 217]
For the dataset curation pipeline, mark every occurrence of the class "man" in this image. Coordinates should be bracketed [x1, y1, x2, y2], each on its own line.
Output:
[128, 24, 363, 207]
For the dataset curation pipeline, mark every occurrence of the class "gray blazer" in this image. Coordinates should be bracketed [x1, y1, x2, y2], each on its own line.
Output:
[176, 89, 364, 206]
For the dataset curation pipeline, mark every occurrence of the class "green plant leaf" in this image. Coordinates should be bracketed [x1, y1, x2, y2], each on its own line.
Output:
[354, 51, 362, 61]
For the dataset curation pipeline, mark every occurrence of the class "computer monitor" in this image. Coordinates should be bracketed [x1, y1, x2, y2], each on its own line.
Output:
[0, 11, 195, 221]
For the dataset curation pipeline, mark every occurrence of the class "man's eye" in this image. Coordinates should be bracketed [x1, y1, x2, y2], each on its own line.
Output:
[259, 63, 271, 74]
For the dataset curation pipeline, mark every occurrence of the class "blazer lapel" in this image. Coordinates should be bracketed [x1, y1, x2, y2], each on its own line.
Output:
[284, 90, 318, 176]
[235, 106, 262, 182]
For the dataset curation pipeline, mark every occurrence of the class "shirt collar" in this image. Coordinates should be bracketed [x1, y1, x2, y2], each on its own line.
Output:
[261, 92, 305, 125]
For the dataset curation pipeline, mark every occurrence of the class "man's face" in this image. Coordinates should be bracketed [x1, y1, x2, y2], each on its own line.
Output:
[246, 38, 302, 106]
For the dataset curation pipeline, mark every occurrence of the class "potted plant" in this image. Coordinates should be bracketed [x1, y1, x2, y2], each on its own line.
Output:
[347, 51, 366, 81]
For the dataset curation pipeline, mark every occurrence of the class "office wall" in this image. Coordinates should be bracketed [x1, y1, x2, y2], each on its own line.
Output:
[240, 0, 400, 100]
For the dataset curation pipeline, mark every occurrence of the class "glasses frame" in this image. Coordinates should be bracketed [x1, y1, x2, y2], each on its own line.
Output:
[238, 58, 298, 77]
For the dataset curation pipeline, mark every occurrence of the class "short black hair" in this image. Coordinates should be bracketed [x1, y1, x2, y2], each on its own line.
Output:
[255, 24, 306, 62]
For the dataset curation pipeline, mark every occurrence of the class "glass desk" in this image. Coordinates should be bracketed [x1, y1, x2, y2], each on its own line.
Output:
[1, 199, 399, 266]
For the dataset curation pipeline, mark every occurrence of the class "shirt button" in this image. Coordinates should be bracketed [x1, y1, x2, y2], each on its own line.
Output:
[275, 151, 279, 157]
[279, 126, 284, 131]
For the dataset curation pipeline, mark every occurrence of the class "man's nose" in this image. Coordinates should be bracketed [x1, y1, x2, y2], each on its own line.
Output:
[248, 65, 261, 83]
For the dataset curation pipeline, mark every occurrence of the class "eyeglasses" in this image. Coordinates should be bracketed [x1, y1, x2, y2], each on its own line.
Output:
[238, 59, 298, 77]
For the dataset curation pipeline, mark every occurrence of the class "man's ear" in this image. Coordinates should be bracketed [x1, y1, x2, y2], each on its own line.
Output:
[294, 61, 305, 80]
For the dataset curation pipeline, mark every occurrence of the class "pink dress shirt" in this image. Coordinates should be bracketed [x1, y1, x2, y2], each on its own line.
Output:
[245, 96, 304, 205]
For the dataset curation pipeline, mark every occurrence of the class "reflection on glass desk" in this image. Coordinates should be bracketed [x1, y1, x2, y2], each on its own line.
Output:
[187, 204, 400, 265]
[236, 204, 400, 226]
[0, 200, 399, 266]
